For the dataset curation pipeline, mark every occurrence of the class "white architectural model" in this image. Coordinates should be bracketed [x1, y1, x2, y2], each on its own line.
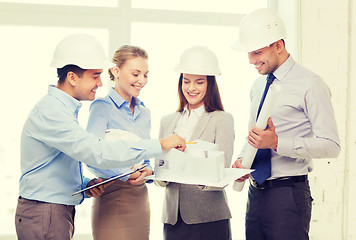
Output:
[155, 140, 225, 183]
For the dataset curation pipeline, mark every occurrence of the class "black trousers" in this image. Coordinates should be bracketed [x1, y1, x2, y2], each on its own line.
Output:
[245, 179, 313, 240]
[164, 210, 231, 240]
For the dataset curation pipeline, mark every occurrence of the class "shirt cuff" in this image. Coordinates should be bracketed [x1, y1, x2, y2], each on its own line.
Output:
[82, 176, 92, 199]
[140, 139, 162, 159]
[276, 136, 294, 157]
[143, 159, 153, 183]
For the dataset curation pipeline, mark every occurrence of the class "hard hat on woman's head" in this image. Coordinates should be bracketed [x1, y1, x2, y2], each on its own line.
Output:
[50, 34, 115, 69]
[175, 45, 221, 76]
[232, 8, 287, 53]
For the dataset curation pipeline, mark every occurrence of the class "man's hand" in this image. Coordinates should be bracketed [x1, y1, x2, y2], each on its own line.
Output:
[232, 158, 250, 182]
[160, 134, 186, 151]
[248, 117, 278, 150]
[85, 178, 113, 198]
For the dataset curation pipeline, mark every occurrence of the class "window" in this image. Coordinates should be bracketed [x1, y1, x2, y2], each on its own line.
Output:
[132, 0, 267, 14]
[0, 0, 118, 7]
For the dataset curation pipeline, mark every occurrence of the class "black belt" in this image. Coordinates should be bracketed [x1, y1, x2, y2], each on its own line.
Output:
[250, 175, 307, 190]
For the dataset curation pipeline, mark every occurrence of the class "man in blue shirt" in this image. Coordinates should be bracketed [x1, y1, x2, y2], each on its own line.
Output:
[15, 34, 186, 240]
[232, 8, 340, 240]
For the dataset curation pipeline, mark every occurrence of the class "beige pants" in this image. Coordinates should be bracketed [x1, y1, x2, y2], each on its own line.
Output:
[91, 180, 150, 240]
[15, 197, 75, 240]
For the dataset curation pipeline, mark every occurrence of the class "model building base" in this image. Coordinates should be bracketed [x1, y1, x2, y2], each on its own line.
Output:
[146, 168, 253, 188]
[146, 140, 253, 187]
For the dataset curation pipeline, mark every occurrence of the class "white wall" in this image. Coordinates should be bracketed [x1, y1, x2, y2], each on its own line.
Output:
[299, 0, 356, 239]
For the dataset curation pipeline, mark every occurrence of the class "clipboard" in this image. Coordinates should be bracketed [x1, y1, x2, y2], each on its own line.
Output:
[72, 163, 149, 196]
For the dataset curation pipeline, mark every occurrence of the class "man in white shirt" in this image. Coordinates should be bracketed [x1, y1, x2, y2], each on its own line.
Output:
[232, 8, 340, 240]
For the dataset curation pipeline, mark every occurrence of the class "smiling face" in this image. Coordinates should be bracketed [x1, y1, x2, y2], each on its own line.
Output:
[181, 73, 208, 110]
[71, 69, 103, 101]
[248, 42, 280, 75]
[112, 57, 148, 102]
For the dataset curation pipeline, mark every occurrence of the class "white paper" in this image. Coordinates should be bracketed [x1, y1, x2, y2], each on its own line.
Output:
[233, 83, 281, 192]
[146, 168, 253, 188]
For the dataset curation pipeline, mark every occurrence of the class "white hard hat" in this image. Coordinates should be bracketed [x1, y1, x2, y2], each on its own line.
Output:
[175, 45, 221, 76]
[105, 129, 141, 142]
[232, 8, 287, 53]
[50, 34, 115, 69]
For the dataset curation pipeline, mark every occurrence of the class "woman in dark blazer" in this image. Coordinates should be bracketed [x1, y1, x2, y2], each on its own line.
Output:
[155, 45, 235, 240]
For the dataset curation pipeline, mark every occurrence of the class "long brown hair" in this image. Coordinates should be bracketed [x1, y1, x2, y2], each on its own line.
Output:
[177, 74, 224, 112]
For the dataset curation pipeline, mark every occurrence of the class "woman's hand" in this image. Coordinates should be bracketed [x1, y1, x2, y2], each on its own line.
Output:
[85, 178, 113, 198]
[127, 167, 153, 185]
[232, 158, 250, 182]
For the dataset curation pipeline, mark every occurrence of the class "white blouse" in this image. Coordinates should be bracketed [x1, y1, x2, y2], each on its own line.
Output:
[174, 105, 206, 141]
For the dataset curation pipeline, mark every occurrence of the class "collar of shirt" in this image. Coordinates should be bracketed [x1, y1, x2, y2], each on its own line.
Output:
[48, 85, 82, 118]
[272, 55, 295, 81]
[175, 105, 206, 141]
[108, 88, 145, 119]
[182, 104, 205, 118]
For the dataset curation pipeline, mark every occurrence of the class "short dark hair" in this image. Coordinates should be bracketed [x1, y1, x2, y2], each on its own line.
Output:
[57, 65, 86, 84]
[269, 39, 285, 48]
[177, 74, 224, 113]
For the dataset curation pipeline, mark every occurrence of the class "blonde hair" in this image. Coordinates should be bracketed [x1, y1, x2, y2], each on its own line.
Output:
[109, 45, 148, 81]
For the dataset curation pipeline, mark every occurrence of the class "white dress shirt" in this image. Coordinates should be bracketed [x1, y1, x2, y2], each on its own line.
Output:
[174, 105, 206, 141]
[240, 56, 340, 179]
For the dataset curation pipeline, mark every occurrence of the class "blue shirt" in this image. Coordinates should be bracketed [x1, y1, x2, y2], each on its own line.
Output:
[86, 88, 152, 181]
[240, 56, 340, 178]
[19, 86, 162, 205]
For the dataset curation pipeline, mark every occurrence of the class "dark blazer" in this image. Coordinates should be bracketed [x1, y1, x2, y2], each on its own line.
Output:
[156, 110, 235, 225]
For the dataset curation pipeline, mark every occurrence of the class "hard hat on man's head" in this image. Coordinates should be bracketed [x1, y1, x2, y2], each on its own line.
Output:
[50, 34, 115, 69]
[175, 45, 221, 76]
[232, 8, 287, 53]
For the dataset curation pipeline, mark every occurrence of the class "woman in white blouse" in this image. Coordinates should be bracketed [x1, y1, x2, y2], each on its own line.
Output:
[156, 45, 235, 240]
